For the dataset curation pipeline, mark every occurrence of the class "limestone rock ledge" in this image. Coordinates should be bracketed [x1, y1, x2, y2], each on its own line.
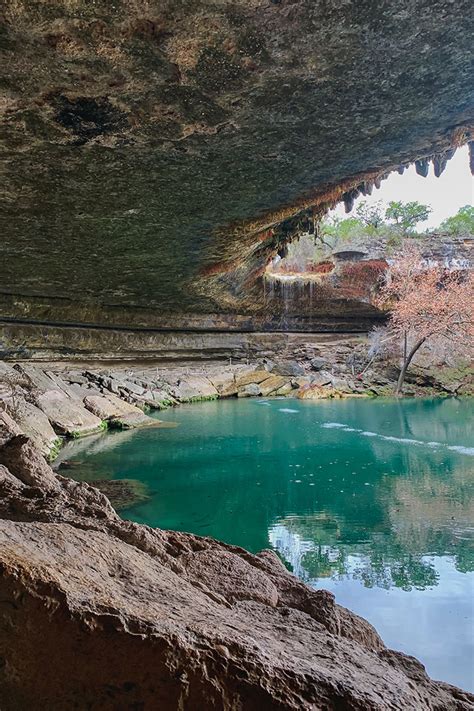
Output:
[0, 435, 473, 710]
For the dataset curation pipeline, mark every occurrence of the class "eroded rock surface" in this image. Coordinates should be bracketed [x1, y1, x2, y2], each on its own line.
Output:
[1, 2, 473, 328]
[0, 432, 473, 709]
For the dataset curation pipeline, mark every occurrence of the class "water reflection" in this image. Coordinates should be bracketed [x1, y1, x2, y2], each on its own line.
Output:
[269, 440, 473, 591]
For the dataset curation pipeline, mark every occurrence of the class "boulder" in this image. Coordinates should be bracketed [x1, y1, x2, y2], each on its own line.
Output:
[298, 384, 341, 400]
[208, 371, 238, 397]
[11, 400, 59, 458]
[34, 390, 104, 437]
[235, 370, 273, 388]
[292, 376, 313, 389]
[64, 373, 89, 386]
[171, 376, 218, 402]
[83, 394, 157, 429]
[151, 390, 176, 407]
[259, 375, 291, 396]
[14, 365, 105, 438]
[310, 371, 333, 387]
[237, 383, 261, 398]
[310, 357, 329, 371]
[275, 382, 294, 396]
[120, 380, 146, 396]
[271, 361, 305, 377]
[0, 435, 472, 710]
[0, 410, 23, 447]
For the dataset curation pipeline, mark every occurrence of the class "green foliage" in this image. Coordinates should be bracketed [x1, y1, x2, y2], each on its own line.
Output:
[385, 200, 432, 233]
[355, 200, 385, 232]
[321, 215, 364, 241]
[47, 437, 64, 462]
[438, 205, 474, 235]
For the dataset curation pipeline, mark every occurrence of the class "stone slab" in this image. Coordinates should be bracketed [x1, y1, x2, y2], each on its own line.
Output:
[35, 390, 104, 437]
[259, 375, 289, 396]
[235, 371, 272, 388]
[83, 394, 153, 429]
[171, 376, 218, 402]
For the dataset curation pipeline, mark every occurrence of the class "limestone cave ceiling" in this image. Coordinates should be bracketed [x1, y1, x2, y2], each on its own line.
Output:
[1, 0, 473, 327]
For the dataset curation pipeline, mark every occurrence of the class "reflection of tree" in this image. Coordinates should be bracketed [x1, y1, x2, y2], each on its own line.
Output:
[274, 442, 473, 590]
[278, 519, 441, 591]
[455, 547, 474, 574]
[302, 547, 439, 591]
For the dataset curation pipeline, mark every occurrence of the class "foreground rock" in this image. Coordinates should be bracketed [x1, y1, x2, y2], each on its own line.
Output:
[0, 433, 473, 710]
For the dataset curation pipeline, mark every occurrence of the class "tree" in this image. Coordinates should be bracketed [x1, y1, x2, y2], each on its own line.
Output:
[318, 215, 365, 243]
[355, 200, 386, 231]
[438, 205, 474, 235]
[376, 245, 473, 395]
[385, 201, 431, 234]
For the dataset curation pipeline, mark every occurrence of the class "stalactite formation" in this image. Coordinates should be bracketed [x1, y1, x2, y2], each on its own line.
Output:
[0, 0, 473, 330]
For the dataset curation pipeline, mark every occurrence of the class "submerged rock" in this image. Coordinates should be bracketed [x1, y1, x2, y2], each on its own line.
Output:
[0, 433, 473, 709]
[86, 478, 150, 510]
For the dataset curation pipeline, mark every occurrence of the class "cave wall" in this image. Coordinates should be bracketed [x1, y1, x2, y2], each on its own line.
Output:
[1, 0, 473, 332]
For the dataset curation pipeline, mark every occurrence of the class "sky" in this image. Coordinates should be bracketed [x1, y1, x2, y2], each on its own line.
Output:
[329, 144, 473, 230]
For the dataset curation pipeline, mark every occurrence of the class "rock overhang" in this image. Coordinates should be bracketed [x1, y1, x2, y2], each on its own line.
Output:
[1, 0, 473, 329]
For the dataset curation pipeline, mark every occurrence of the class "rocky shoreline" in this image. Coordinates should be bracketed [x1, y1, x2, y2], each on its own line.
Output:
[1, 430, 473, 709]
[1, 344, 472, 462]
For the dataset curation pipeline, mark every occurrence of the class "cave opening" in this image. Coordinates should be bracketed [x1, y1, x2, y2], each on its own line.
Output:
[262, 143, 473, 327]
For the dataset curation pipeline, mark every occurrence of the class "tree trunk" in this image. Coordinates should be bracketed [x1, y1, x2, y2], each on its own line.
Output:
[395, 337, 426, 395]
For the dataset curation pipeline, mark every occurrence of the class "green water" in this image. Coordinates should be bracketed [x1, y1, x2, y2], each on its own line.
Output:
[58, 397, 474, 691]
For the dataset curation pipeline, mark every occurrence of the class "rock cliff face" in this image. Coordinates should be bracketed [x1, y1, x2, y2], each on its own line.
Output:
[1, 433, 474, 710]
[2, 0, 474, 331]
